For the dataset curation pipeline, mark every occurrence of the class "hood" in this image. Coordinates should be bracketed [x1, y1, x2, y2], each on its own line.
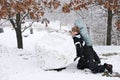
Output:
[74, 18, 85, 29]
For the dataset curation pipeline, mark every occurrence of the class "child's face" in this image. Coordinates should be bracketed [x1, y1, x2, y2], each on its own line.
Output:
[71, 31, 78, 36]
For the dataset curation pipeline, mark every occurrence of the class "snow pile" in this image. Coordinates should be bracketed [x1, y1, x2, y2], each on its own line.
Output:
[35, 31, 76, 69]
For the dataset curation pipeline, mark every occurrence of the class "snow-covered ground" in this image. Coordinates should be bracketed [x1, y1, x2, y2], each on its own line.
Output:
[0, 22, 120, 80]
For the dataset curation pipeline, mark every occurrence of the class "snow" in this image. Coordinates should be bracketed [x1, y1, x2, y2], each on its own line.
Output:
[0, 21, 120, 80]
[35, 31, 76, 69]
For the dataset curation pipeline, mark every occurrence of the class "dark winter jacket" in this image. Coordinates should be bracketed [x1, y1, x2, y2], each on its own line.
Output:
[72, 32, 101, 64]
[73, 33, 85, 57]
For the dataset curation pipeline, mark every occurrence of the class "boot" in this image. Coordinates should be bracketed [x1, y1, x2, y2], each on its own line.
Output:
[104, 63, 113, 74]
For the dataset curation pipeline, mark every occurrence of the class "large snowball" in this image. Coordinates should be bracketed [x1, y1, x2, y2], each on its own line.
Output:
[35, 31, 76, 70]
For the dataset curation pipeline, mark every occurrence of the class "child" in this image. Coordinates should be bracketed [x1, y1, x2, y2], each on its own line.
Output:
[74, 19, 101, 64]
[71, 26, 113, 74]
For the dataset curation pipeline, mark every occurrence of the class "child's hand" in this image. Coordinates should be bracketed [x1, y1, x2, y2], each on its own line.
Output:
[69, 31, 74, 36]
[74, 56, 79, 61]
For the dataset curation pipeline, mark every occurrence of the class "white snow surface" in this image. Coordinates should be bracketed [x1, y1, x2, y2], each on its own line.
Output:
[0, 21, 120, 80]
[35, 31, 76, 69]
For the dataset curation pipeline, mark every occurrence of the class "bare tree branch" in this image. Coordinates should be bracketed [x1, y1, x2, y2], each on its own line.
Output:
[22, 21, 34, 33]
[21, 10, 30, 22]
[0, 20, 9, 26]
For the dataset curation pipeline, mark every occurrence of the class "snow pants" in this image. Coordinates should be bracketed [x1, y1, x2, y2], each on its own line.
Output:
[77, 46, 105, 73]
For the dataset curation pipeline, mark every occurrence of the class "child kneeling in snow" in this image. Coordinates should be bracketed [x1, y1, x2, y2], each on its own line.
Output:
[71, 26, 113, 74]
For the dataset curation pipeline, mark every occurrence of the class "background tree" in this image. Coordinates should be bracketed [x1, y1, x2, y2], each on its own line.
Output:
[0, 24, 4, 33]
[0, 27, 4, 33]
[115, 15, 120, 31]
[95, 0, 120, 45]
[0, 0, 60, 49]
[61, 0, 120, 45]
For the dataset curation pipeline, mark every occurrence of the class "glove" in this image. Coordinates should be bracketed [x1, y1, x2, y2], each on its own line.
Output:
[97, 60, 101, 64]
[74, 57, 79, 61]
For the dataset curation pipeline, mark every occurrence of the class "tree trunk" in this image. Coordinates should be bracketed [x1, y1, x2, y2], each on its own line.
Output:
[30, 27, 33, 34]
[10, 13, 23, 49]
[15, 28, 23, 49]
[0, 28, 4, 33]
[15, 13, 23, 49]
[106, 9, 113, 45]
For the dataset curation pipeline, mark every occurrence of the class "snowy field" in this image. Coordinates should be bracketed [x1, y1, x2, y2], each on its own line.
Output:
[0, 22, 120, 80]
